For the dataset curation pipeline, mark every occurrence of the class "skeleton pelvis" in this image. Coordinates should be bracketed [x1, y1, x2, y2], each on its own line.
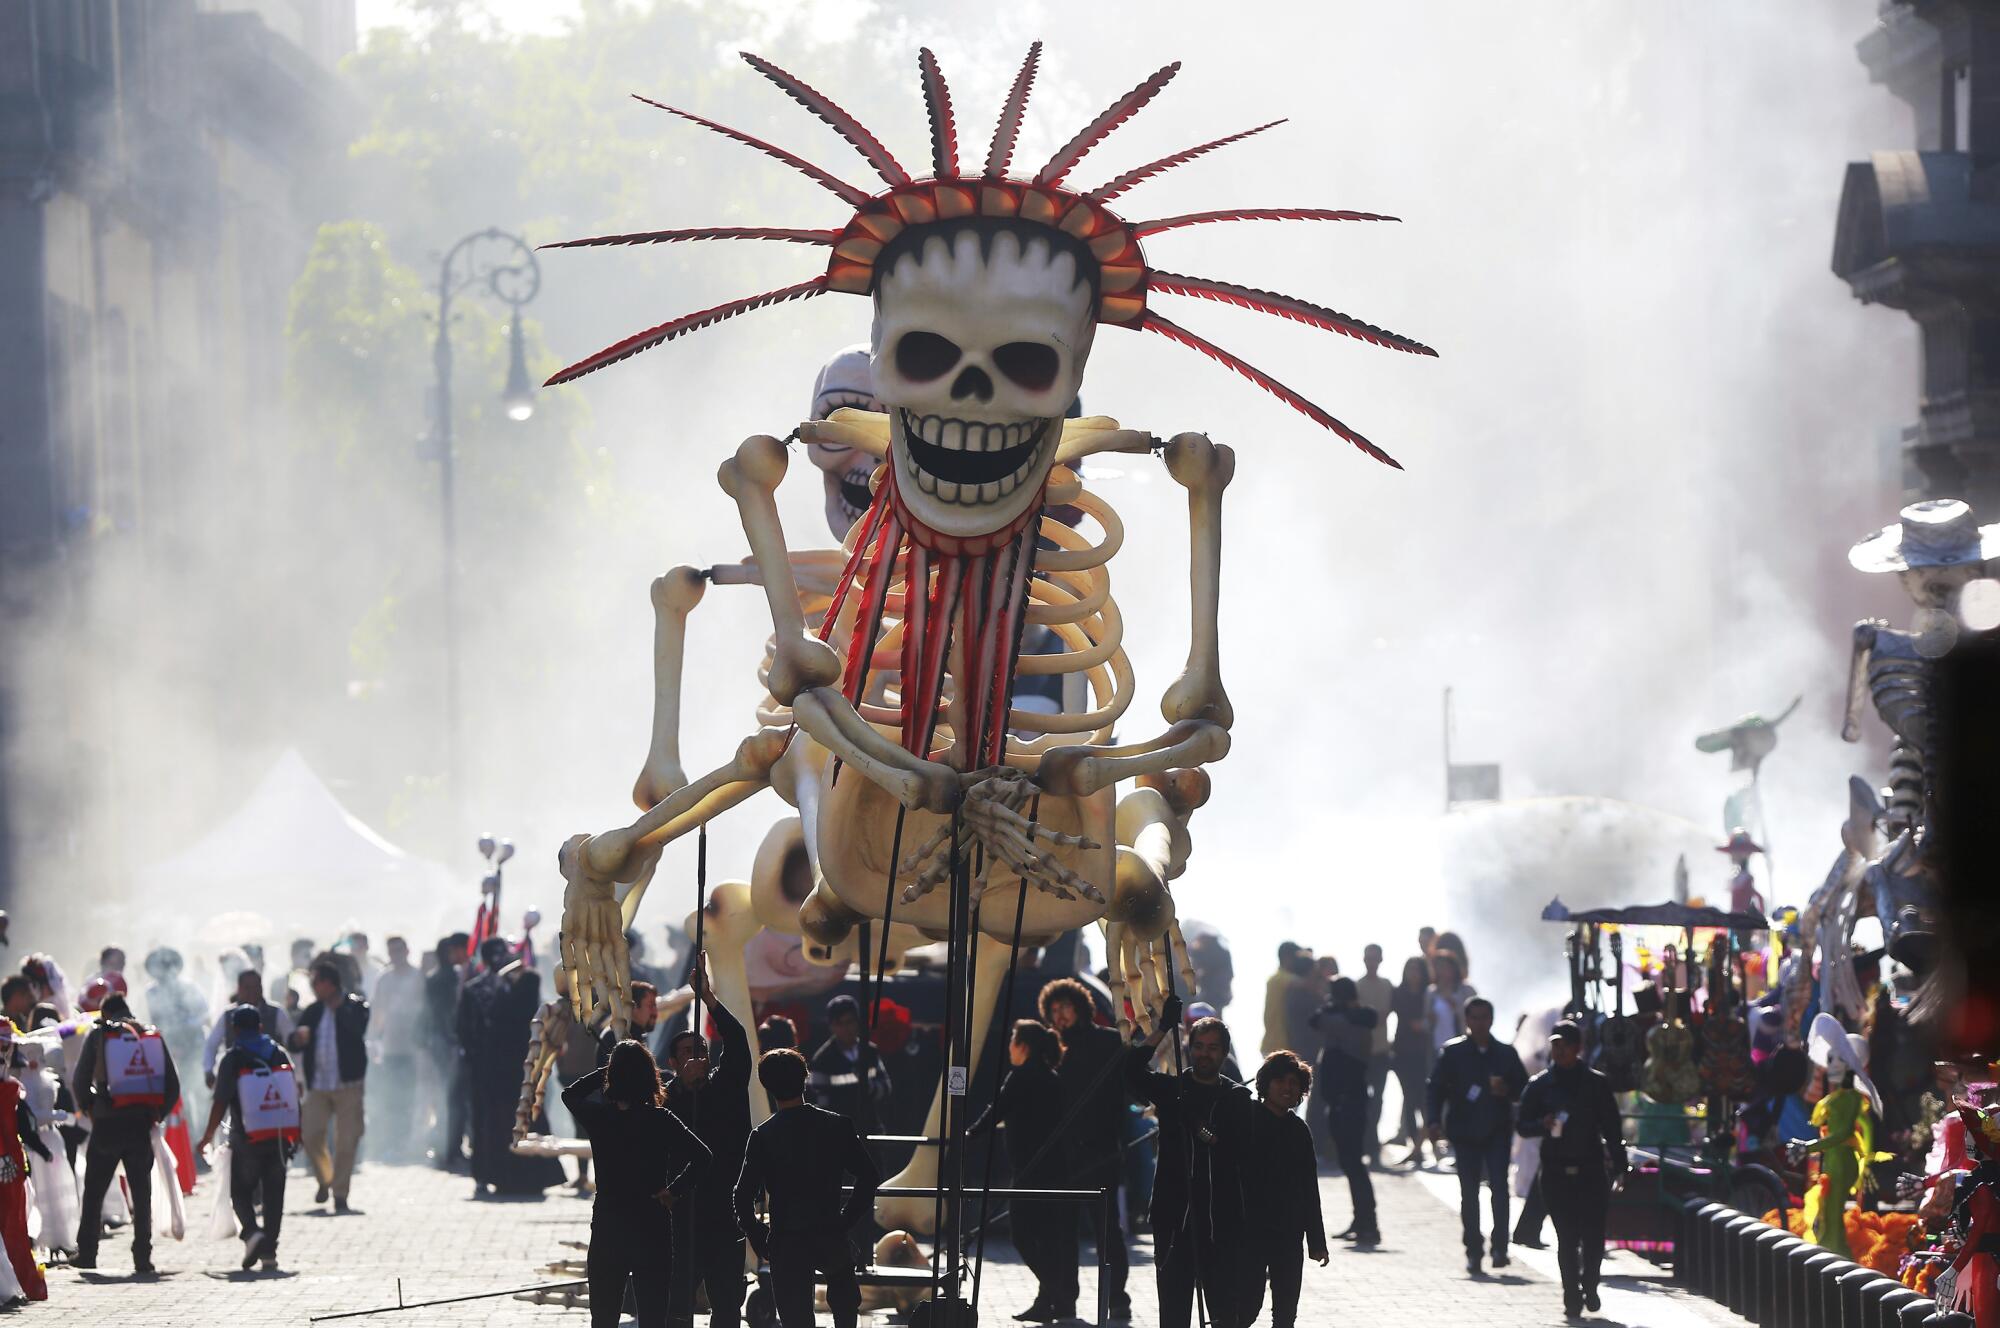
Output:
[811, 757, 1114, 942]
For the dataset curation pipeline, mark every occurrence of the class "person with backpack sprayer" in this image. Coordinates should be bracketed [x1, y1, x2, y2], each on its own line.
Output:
[73, 993, 181, 1274]
[199, 1005, 300, 1272]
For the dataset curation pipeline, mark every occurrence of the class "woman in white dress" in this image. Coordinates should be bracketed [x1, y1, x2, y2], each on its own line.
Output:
[20, 1014, 79, 1260]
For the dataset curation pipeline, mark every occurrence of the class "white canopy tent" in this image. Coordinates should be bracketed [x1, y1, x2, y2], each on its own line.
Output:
[133, 748, 466, 955]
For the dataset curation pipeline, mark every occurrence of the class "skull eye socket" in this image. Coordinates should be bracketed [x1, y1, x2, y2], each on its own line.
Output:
[895, 331, 961, 383]
[993, 341, 1060, 392]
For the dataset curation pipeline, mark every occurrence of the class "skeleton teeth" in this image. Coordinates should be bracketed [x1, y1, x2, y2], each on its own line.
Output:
[940, 420, 964, 452]
[938, 479, 960, 502]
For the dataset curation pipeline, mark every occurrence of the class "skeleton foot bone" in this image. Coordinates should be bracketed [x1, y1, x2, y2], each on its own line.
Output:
[897, 769, 1101, 905]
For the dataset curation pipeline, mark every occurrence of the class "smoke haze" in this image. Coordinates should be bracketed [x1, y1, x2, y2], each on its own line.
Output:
[10, 1, 1921, 1030]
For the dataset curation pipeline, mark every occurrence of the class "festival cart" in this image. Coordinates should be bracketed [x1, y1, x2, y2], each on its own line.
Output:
[1542, 898, 1792, 1251]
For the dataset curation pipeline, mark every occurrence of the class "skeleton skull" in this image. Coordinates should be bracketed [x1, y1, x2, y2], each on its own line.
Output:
[806, 344, 886, 539]
[872, 222, 1096, 539]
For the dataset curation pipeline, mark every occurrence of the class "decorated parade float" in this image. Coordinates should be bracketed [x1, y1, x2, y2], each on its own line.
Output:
[510, 41, 1431, 1322]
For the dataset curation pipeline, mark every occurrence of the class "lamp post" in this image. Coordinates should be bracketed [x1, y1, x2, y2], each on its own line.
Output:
[431, 227, 540, 850]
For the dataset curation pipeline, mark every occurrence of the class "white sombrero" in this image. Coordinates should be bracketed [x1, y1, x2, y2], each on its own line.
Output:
[1806, 1010, 1883, 1116]
[1849, 499, 2000, 574]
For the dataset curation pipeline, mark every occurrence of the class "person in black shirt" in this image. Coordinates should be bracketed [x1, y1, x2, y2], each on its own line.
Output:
[807, 995, 891, 1136]
[1516, 1020, 1625, 1318]
[74, 994, 182, 1274]
[1040, 977, 1132, 1320]
[1311, 977, 1380, 1243]
[1245, 1052, 1328, 1328]
[662, 957, 753, 1328]
[563, 1039, 710, 1328]
[425, 933, 470, 1173]
[1426, 996, 1529, 1276]
[968, 1019, 1073, 1322]
[733, 1049, 881, 1328]
[1128, 996, 1256, 1328]
[198, 1006, 296, 1272]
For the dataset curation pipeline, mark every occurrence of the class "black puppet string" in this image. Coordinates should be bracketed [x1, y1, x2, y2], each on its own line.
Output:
[969, 795, 1039, 1312]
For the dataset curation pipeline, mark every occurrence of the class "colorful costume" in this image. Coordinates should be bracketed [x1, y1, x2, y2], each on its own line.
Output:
[1795, 1012, 1891, 1258]
[1941, 1102, 2000, 1326]
[0, 1026, 49, 1303]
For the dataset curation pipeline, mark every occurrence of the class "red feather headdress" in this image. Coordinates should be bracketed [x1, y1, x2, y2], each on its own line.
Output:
[545, 46, 1433, 765]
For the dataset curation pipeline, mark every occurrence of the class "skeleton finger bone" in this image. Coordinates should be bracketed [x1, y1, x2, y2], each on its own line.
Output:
[634, 566, 708, 809]
[1160, 433, 1235, 729]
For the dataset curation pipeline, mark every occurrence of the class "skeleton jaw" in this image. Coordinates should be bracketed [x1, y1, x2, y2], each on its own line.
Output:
[892, 408, 1056, 535]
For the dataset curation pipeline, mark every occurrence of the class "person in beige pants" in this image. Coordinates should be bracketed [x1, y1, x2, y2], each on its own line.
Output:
[290, 960, 370, 1212]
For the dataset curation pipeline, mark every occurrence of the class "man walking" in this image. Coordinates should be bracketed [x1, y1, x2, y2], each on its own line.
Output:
[369, 936, 426, 1161]
[1427, 996, 1528, 1276]
[1129, 997, 1256, 1328]
[1041, 977, 1132, 1320]
[198, 1006, 297, 1272]
[203, 968, 291, 1088]
[733, 1049, 882, 1328]
[290, 960, 369, 1213]
[1517, 1020, 1625, 1317]
[1312, 978, 1380, 1244]
[426, 933, 470, 1171]
[1355, 944, 1395, 1165]
[73, 994, 180, 1273]
[663, 957, 753, 1328]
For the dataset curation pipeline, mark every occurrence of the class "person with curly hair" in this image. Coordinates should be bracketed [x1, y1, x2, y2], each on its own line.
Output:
[1039, 976, 1132, 1319]
[1245, 1051, 1329, 1327]
[563, 1038, 710, 1327]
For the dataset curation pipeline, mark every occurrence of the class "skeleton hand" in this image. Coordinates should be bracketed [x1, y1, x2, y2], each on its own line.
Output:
[558, 831, 654, 1028]
[898, 768, 1100, 905]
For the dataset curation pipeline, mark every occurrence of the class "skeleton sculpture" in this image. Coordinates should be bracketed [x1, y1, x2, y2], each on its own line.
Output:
[542, 45, 1430, 1231]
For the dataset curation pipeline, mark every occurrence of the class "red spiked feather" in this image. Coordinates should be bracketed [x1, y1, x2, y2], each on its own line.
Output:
[1035, 61, 1181, 188]
[541, 226, 837, 251]
[1086, 120, 1285, 204]
[1133, 207, 1400, 237]
[741, 52, 911, 189]
[984, 42, 1042, 178]
[1148, 271, 1437, 357]
[1141, 312, 1402, 468]
[918, 48, 959, 179]
[633, 96, 871, 206]
[544, 277, 829, 386]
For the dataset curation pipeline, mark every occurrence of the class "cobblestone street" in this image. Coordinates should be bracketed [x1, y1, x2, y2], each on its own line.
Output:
[43, 1158, 1750, 1326]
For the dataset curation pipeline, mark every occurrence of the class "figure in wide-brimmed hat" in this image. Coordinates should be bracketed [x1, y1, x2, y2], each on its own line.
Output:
[1695, 699, 1798, 900]
[1845, 498, 2000, 830]
[1716, 828, 1766, 917]
[1792, 1012, 1894, 1259]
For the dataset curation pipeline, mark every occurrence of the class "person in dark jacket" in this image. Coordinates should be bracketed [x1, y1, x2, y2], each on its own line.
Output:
[458, 939, 564, 1197]
[1245, 1051, 1328, 1328]
[564, 1039, 711, 1328]
[1310, 977, 1379, 1243]
[289, 960, 370, 1211]
[1426, 996, 1529, 1275]
[1516, 1020, 1626, 1318]
[73, 994, 181, 1273]
[733, 1049, 882, 1328]
[198, 1006, 295, 1272]
[806, 994, 891, 1136]
[426, 933, 471, 1172]
[1040, 976, 1132, 1320]
[663, 957, 753, 1328]
[1128, 996, 1257, 1328]
[598, 981, 659, 1068]
[969, 1019, 1073, 1322]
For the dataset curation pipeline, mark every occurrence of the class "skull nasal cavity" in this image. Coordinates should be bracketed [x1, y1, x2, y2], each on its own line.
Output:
[951, 365, 994, 402]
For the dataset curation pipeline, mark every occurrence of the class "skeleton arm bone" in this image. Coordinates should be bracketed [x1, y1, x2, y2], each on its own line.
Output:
[634, 567, 708, 809]
[1035, 720, 1230, 799]
[1159, 433, 1235, 728]
[1842, 622, 1879, 743]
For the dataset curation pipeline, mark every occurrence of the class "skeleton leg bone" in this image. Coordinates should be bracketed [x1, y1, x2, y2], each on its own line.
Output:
[876, 930, 1013, 1235]
[1160, 433, 1235, 728]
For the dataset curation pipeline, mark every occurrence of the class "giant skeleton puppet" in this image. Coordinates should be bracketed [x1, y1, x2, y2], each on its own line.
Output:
[543, 46, 1431, 1226]
[1791, 501, 1998, 1035]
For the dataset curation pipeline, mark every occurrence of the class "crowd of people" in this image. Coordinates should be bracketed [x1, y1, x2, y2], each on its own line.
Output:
[0, 914, 1642, 1325]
